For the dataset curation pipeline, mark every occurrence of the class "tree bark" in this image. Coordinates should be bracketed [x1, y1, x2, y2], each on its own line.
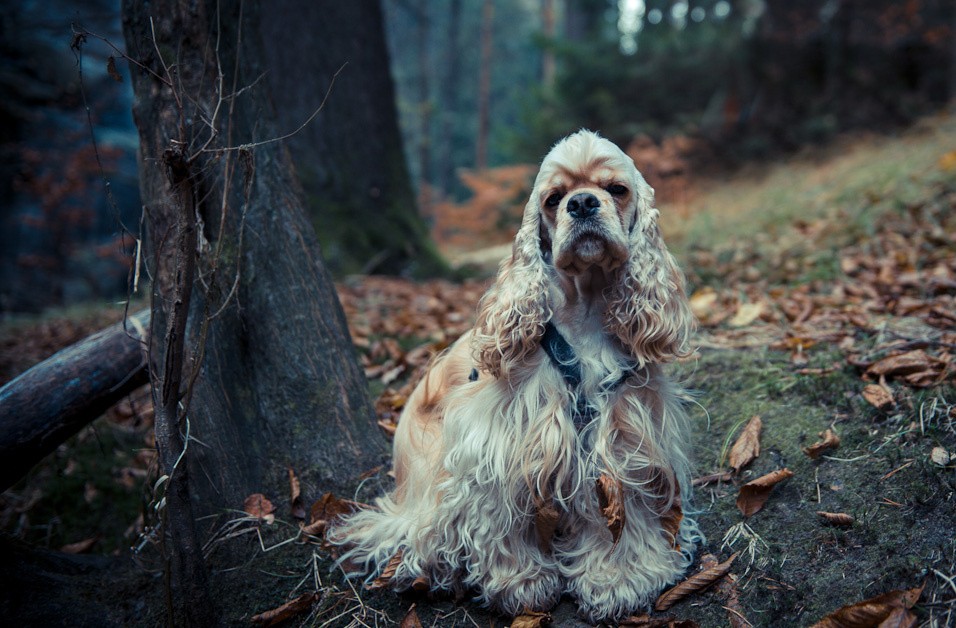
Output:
[541, 0, 556, 87]
[476, 0, 494, 171]
[416, 0, 432, 215]
[0, 309, 149, 493]
[259, 0, 445, 276]
[438, 0, 463, 196]
[122, 0, 388, 621]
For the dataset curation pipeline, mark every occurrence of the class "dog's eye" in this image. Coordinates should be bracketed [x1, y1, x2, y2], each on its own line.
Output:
[544, 192, 562, 208]
[607, 184, 628, 196]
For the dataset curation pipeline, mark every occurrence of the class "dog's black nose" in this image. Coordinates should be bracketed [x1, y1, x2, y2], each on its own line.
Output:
[566, 192, 600, 219]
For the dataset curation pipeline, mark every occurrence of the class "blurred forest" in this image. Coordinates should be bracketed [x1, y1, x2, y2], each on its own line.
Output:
[1, 0, 954, 310]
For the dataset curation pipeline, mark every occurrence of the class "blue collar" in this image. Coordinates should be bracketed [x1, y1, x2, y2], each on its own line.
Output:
[540, 321, 634, 428]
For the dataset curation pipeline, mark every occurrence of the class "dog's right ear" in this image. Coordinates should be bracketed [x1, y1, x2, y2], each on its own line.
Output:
[472, 190, 551, 379]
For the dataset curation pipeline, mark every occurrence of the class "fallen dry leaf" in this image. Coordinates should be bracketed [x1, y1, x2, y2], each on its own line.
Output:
[660, 481, 683, 552]
[736, 468, 794, 517]
[288, 468, 305, 520]
[411, 576, 429, 592]
[243, 493, 275, 523]
[816, 511, 855, 527]
[866, 350, 936, 378]
[716, 572, 748, 628]
[729, 416, 762, 470]
[510, 610, 552, 628]
[400, 604, 423, 628]
[60, 537, 97, 554]
[535, 500, 559, 553]
[596, 474, 625, 545]
[862, 384, 895, 410]
[251, 591, 319, 626]
[689, 287, 718, 319]
[620, 614, 700, 627]
[729, 302, 765, 327]
[930, 446, 951, 466]
[302, 493, 363, 538]
[368, 550, 403, 590]
[878, 606, 918, 628]
[810, 583, 924, 628]
[803, 429, 841, 459]
[655, 553, 738, 611]
[939, 150, 956, 171]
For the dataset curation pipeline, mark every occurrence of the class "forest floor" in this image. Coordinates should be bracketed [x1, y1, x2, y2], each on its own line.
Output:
[1, 113, 955, 627]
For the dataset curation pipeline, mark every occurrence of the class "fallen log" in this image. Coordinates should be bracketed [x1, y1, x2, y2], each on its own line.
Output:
[0, 309, 150, 492]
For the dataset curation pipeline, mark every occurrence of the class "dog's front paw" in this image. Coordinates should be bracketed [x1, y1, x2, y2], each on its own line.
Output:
[568, 571, 660, 623]
[482, 567, 562, 616]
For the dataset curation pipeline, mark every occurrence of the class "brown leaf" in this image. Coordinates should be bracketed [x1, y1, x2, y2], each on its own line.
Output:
[816, 511, 855, 527]
[866, 350, 936, 378]
[288, 468, 305, 520]
[736, 468, 794, 517]
[400, 604, 423, 628]
[803, 429, 841, 459]
[310, 493, 358, 524]
[655, 553, 738, 611]
[660, 481, 683, 552]
[535, 500, 559, 553]
[596, 474, 625, 545]
[717, 573, 748, 628]
[368, 550, 403, 590]
[106, 56, 123, 82]
[251, 591, 319, 626]
[243, 493, 275, 522]
[877, 606, 918, 628]
[729, 416, 762, 471]
[729, 302, 764, 327]
[510, 610, 552, 628]
[930, 446, 951, 466]
[620, 614, 699, 627]
[303, 493, 363, 538]
[60, 537, 97, 554]
[689, 287, 718, 319]
[810, 583, 924, 628]
[862, 384, 895, 410]
[411, 576, 429, 592]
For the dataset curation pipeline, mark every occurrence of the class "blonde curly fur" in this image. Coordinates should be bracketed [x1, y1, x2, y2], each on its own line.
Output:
[328, 130, 701, 622]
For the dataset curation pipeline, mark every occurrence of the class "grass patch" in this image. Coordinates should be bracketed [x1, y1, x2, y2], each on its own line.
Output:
[663, 113, 956, 256]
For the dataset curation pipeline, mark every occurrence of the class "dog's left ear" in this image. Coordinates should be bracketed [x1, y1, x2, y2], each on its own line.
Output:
[606, 174, 695, 364]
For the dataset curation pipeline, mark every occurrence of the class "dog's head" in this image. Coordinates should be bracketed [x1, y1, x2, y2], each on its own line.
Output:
[534, 130, 646, 276]
[473, 130, 694, 378]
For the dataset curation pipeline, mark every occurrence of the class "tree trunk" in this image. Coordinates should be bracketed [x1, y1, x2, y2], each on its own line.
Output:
[417, 0, 432, 215]
[541, 0, 556, 87]
[259, 0, 444, 276]
[438, 0, 463, 196]
[476, 0, 494, 171]
[122, 0, 387, 621]
[0, 309, 149, 493]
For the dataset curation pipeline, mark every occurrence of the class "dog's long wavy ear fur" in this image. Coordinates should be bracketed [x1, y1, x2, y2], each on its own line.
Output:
[607, 174, 695, 364]
[472, 192, 551, 379]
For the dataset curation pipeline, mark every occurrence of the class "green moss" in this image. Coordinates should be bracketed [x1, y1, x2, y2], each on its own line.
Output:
[669, 347, 956, 626]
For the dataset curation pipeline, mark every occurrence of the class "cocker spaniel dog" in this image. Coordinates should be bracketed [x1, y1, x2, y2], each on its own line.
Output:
[330, 130, 699, 622]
